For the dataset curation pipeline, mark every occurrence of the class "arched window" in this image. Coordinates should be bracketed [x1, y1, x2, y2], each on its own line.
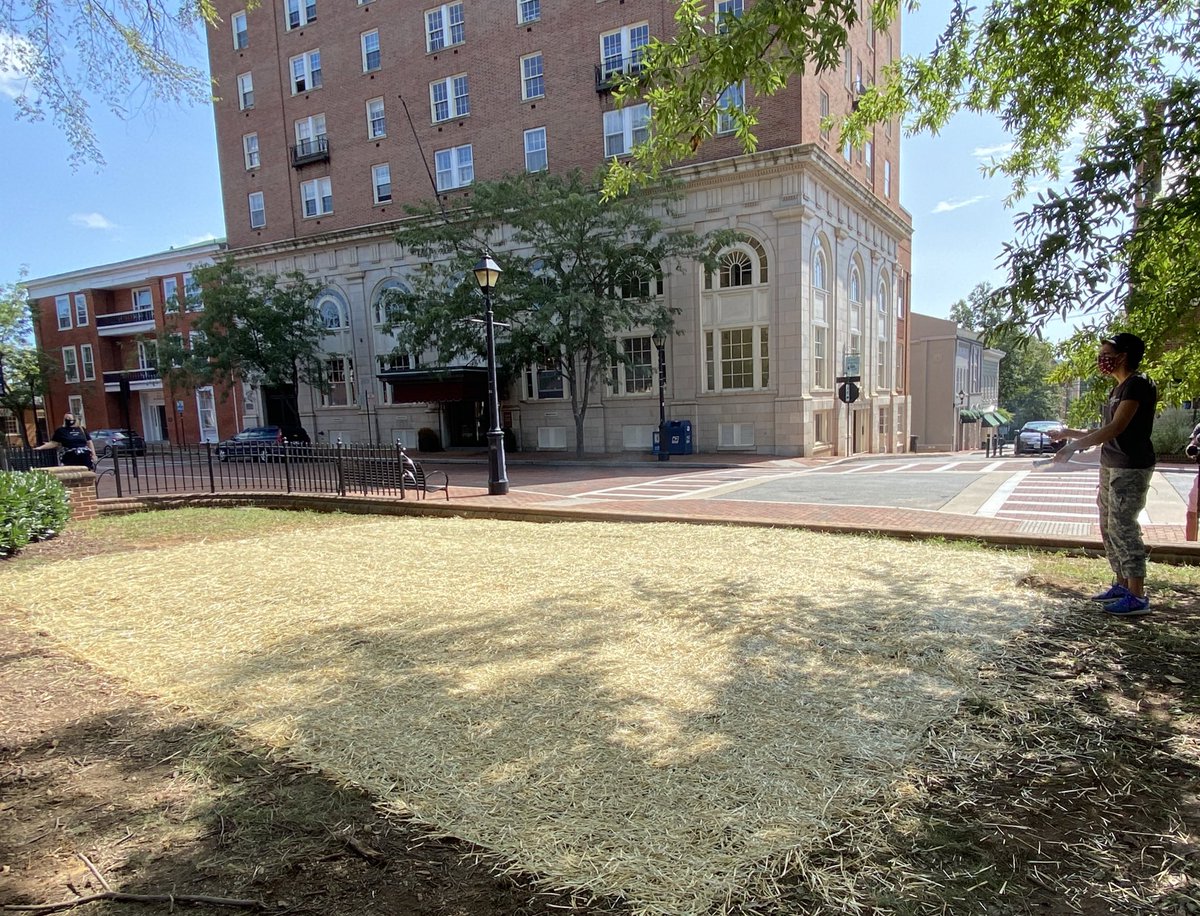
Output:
[811, 242, 830, 389]
[876, 274, 891, 390]
[372, 279, 408, 326]
[318, 294, 347, 330]
[719, 251, 753, 288]
[848, 262, 863, 363]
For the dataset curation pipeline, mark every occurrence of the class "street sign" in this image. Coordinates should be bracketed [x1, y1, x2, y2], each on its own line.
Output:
[176, 400, 185, 414]
[837, 381, 860, 404]
[843, 354, 861, 377]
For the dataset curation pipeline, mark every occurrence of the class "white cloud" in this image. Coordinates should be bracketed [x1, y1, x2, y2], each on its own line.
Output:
[972, 143, 1013, 160]
[70, 212, 117, 230]
[932, 195, 988, 214]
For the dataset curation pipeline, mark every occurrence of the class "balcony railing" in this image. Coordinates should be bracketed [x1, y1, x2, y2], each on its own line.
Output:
[290, 137, 330, 167]
[96, 309, 154, 328]
[102, 368, 162, 391]
[595, 57, 643, 92]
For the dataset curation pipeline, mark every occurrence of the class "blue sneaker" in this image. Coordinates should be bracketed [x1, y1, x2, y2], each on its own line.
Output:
[1103, 593, 1151, 616]
[1090, 583, 1129, 602]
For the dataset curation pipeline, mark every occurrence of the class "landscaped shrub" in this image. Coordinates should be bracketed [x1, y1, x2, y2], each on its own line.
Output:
[0, 471, 70, 557]
[1152, 407, 1197, 460]
[417, 427, 444, 452]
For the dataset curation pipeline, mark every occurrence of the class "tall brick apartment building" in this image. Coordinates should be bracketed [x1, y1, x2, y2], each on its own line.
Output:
[208, 0, 912, 455]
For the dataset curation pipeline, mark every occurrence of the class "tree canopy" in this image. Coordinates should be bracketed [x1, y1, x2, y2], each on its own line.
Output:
[2, 0, 217, 167]
[0, 270, 52, 447]
[158, 258, 329, 395]
[387, 171, 735, 456]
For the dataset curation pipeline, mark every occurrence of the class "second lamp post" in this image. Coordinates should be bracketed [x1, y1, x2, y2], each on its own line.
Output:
[473, 256, 509, 495]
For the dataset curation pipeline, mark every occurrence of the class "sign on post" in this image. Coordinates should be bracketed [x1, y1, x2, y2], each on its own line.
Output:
[837, 381, 860, 404]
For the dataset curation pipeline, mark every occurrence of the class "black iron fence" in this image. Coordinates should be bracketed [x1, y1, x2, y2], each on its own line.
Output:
[4, 442, 427, 501]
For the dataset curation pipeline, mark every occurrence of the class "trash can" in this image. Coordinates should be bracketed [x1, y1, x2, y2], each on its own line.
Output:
[665, 420, 693, 455]
[909, 435, 918, 452]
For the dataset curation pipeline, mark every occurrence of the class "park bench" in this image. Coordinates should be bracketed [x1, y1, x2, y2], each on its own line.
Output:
[401, 450, 450, 501]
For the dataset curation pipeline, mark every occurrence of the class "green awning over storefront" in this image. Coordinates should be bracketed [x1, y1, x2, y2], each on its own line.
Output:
[959, 409, 982, 422]
[981, 411, 1002, 427]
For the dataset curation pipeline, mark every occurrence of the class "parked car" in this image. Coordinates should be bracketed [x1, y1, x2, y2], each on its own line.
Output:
[90, 428, 147, 456]
[1013, 420, 1064, 455]
[217, 426, 285, 462]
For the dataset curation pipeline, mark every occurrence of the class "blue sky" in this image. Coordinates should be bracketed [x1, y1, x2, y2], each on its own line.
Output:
[0, 3, 1059, 334]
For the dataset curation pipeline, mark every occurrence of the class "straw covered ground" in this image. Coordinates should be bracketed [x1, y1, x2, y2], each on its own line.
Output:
[4, 516, 1055, 914]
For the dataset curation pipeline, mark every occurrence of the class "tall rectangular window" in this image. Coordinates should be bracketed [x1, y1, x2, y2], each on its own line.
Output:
[819, 90, 830, 141]
[434, 143, 473, 190]
[300, 177, 333, 217]
[73, 293, 88, 326]
[133, 288, 153, 316]
[372, 164, 392, 203]
[62, 347, 79, 383]
[716, 82, 744, 135]
[518, 0, 540, 23]
[366, 98, 386, 138]
[294, 113, 327, 157]
[720, 328, 754, 390]
[361, 30, 380, 72]
[68, 396, 85, 427]
[55, 295, 71, 330]
[716, 0, 743, 30]
[426, 2, 465, 52]
[601, 23, 649, 79]
[865, 140, 873, 179]
[884, 160, 892, 198]
[237, 72, 254, 109]
[248, 191, 266, 228]
[603, 103, 649, 157]
[242, 132, 259, 169]
[286, 0, 316, 29]
[430, 74, 469, 122]
[524, 127, 547, 172]
[611, 336, 653, 394]
[322, 357, 353, 407]
[183, 273, 200, 311]
[232, 10, 248, 48]
[521, 52, 544, 100]
[290, 50, 321, 93]
[80, 344, 95, 381]
[163, 277, 179, 309]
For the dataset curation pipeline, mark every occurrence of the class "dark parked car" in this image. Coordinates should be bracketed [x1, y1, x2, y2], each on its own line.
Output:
[90, 428, 147, 456]
[216, 425, 310, 461]
[1013, 420, 1064, 455]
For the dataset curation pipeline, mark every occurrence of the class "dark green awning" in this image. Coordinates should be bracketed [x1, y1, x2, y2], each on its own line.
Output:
[959, 409, 982, 422]
[981, 411, 1002, 427]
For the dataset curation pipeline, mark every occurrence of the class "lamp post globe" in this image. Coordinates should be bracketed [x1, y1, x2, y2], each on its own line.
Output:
[472, 256, 509, 495]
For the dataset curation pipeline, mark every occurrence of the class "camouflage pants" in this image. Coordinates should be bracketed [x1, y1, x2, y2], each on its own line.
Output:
[1097, 467, 1154, 580]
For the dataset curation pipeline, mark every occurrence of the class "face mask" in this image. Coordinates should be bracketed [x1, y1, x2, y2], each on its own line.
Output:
[1097, 353, 1118, 375]
[64, 418, 75, 427]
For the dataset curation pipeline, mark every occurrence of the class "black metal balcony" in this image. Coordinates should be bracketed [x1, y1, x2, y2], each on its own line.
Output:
[595, 57, 643, 93]
[290, 137, 330, 168]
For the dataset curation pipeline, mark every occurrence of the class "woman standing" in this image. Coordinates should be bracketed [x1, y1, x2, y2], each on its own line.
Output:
[1053, 333, 1157, 616]
[34, 412, 98, 470]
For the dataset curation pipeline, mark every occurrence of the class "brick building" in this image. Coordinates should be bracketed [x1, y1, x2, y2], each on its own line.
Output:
[207, 0, 912, 455]
[25, 241, 244, 447]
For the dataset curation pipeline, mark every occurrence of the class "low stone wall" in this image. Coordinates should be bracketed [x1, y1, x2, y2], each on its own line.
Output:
[43, 467, 98, 521]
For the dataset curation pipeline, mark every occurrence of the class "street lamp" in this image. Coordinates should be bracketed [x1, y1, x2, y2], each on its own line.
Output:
[472, 256, 509, 495]
[651, 329, 669, 461]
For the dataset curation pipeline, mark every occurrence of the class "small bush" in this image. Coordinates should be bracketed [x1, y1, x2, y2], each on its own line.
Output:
[1, 471, 71, 556]
[1152, 407, 1197, 459]
[417, 427, 444, 452]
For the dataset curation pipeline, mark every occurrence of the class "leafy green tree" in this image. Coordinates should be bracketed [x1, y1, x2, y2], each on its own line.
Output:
[2, 0, 219, 168]
[158, 258, 329, 397]
[387, 171, 734, 456]
[0, 270, 53, 448]
[951, 283, 1060, 428]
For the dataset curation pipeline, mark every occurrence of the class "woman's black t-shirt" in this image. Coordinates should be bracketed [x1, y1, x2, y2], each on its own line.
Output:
[51, 425, 90, 450]
[1100, 375, 1156, 469]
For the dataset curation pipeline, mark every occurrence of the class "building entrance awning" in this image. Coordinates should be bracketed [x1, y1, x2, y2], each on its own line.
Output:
[376, 367, 488, 404]
[959, 408, 982, 423]
[980, 411, 1003, 427]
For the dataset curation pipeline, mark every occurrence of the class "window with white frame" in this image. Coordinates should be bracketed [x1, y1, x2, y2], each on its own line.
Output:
[819, 90, 830, 141]
[524, 127, 547, 172]
[237, 72, 254, 109]
[865, 140, 873, 179]
[300, 177, 333, 217]
[434, 143, 473, 190]
[73, 293, 88, 326]
[366, 98, 386, 138]
[294, 113, 327, 157]
[702, 327, 769, 392]
[426, 2, 465, 51]
[601, 22, 649, 79]
[55, 295, 71, 330]
[843, 47, 852, 90]
[79, 344, 95, 381]
[895, 341, 905, 391]
[884, 160, 892, 197]
[290, 50, 321, 93]
[322, 357, 353, 407]
[876, 275, 890, 390]
[521, 52, 544, 100]
[373, 280, 408, 326]
[372, 164, 392, 203]
[68, 396, 85, 427]
[137, 339, 157, 371]
[716, 0, 744, 29]
[133, 287, 153, 317]
[716, 82, 744, 135]
[242, 132, 259, 169]
[430, 74, 469, 122]
[249, 191, 266, 228]
[524, 349, 564, 399]
[843, 139, 852, 162]
[849, 263, 863, 361]
[706, 238, 767, 289]
[189, 330, 207, 352]
[62, 347, 80, 383]
[518, 0, 539, 23]
[610, 336, 654, 395]
[319, 296, 347, 330]
[2, 413, 18, 436]
[167, 333, 184, 368]
[811, 245, 831, 389]
[620, 272, 663, 300]
[603, 103, 649, 157]
[286, 0, 316, 29]
[162, 277, 179, 310]
[183, 273, 200, 311]
[232, 10, 248, 48]
[361, 30, 381, 71]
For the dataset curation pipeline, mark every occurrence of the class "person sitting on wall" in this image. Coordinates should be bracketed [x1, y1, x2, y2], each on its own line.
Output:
[34, 413, 98, 470]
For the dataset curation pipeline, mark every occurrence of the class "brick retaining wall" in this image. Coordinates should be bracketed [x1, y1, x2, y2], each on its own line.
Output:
[44, 467, 98, 521]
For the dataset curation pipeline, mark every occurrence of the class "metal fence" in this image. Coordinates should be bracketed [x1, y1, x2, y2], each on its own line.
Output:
[4, 442, 426, 501]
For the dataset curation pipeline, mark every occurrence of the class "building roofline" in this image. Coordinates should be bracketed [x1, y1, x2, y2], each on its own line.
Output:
[25, 239, 228, 297]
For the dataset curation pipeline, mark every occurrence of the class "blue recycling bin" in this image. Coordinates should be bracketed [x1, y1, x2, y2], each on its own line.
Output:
[664, 419, 693, 455]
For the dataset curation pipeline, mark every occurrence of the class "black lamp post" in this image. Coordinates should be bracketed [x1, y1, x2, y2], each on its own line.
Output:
[473, 256, 509, 495]
[652, 329, 669, 461]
